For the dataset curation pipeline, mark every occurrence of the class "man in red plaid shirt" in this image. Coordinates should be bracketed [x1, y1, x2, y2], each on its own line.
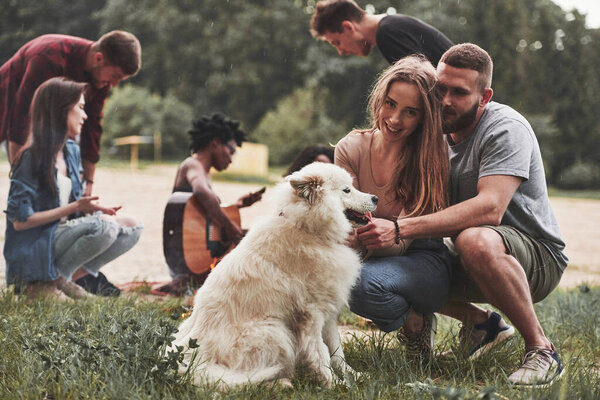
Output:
[0, 30, 141, 195]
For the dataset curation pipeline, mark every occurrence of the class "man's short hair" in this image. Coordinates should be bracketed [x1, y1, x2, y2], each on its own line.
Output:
[439, 43, 493, 91]
[95, 30, 142, 76]
[310, 0, 365, 37]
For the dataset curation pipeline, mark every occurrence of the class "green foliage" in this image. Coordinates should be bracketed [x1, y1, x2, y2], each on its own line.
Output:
[253, 84, 347, 165]
[0, 0, 106, 64]
[558, 161, 600, 190]
[97, 0, 316, 130]
[103, 84, 193, 160]
[526, 114, 561, 179]
[0, 293, 189, 398]
[2, 0, 600, 186]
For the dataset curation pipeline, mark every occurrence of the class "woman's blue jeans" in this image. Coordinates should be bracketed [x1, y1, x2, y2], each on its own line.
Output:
[52, 213, 142, 280]
[349, 238, 452, 332]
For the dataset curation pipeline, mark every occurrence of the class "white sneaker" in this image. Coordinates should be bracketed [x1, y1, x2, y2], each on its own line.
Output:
[508, 345, 565, 387]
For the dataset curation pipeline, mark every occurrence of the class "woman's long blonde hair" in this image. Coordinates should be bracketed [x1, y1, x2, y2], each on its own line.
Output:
[366, 55, 449, 217]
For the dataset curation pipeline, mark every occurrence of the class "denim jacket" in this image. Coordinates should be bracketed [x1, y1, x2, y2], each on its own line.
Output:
[3, 139, 83, 284]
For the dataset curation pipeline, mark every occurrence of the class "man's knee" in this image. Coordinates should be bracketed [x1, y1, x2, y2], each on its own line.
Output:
[455, 227, 506, 272]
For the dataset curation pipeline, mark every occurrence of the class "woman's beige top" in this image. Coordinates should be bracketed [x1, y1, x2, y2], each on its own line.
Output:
[335, 130, 404, 219]
[335, 130, 411, 255]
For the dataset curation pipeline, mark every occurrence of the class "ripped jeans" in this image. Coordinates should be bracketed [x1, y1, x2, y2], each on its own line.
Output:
[52, 213, 142, 281]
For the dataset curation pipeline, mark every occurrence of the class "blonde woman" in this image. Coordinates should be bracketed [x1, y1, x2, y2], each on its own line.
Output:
[335, 55, 451, 359]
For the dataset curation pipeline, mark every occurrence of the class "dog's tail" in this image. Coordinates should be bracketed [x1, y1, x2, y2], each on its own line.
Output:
[194, 363, 283, 389]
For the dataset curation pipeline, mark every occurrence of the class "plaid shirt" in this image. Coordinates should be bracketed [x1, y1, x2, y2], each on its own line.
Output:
[0, 34, 110, 163]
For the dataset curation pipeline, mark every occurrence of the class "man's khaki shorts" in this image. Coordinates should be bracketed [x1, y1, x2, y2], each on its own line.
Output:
[448, 225, 564, 303]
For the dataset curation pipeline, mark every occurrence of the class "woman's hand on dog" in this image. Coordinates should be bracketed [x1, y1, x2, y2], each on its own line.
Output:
[345, 229, 360, 249]
[356, 217, 396, 249]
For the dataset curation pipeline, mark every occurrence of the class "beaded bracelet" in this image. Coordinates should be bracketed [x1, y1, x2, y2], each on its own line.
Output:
[392, 219, 400, 245]
[84, 178, 94, 184]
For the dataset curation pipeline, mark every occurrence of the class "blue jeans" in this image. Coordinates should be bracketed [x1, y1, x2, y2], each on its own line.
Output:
[349, 238, 452, 332]
[52, 214, 142, 280]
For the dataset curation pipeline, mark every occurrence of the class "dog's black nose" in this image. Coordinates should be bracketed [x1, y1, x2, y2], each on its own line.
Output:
[371, 195, 378, 205]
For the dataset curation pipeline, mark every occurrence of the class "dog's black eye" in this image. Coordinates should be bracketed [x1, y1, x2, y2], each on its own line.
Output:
[343, 188, 351, 193]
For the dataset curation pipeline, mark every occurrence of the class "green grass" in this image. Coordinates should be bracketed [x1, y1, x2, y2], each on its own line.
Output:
[0, 286, 598, 399]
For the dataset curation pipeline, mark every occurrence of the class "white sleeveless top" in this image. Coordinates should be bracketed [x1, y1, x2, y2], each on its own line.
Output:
[57, 173, 72, 223]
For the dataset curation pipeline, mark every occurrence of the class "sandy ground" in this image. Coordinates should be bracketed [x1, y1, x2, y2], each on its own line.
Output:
[1, 163, 599, 289]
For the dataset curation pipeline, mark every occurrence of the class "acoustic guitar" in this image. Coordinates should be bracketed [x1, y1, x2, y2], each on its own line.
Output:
[162, 192, 241, 278]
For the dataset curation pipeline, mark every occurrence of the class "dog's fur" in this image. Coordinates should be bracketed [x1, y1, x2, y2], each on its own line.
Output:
[168, 162, 377, 388]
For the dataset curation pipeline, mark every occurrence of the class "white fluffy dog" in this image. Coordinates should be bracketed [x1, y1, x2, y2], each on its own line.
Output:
[168, 162, 378, 388]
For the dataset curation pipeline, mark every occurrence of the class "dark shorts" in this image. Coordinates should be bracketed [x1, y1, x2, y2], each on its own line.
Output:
[449, 225, 564, 303]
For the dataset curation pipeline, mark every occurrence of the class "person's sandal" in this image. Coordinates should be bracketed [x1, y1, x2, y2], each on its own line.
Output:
[152, 276, 192, 296]
[56, 277, 92, 299]
[23, 281, 69, 301]
[397, 313, 437, 361]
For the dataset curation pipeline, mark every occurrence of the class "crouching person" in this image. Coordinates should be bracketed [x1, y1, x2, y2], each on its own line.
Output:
[3, 77, 142, 299]
[336, 56, 453, 360]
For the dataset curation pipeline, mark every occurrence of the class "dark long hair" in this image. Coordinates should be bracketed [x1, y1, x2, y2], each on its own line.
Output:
[284, 144, 334, 176]
[19, 77, 87, 196]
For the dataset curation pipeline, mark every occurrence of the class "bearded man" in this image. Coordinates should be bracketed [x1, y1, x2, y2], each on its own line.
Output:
[358, 43, 567, 387]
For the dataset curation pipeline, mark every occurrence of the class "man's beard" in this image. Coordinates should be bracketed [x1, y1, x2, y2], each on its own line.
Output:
[442, 102, 478, 134]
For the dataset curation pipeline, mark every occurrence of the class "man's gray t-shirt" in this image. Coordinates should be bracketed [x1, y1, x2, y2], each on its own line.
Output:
[448, 101, 568, 269]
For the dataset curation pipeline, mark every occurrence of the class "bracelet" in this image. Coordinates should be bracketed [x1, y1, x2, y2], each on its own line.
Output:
[392, 219, 400, 245]
[84, 178, 94, 184]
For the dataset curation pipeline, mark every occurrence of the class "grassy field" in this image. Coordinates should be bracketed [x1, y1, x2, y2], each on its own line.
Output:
[1, 152, 599, 398]
[1, 286, 598, 399]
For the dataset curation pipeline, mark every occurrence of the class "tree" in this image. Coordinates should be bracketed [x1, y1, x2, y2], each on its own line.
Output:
[252, 84, 344, 165]
[97, 0, 316, 130]
[103, 84, 193, 160]
[0, 0, 105, 64]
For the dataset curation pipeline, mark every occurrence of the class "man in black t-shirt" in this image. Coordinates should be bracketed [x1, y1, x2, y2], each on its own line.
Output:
[310, 0, 453, 66]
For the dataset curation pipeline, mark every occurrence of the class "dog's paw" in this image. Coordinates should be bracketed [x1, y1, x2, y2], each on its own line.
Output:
[278, 378, 293, 388]
[318, 366, 333, 388]
[265, 377, 293, 389]
[330, 359, 363, 387]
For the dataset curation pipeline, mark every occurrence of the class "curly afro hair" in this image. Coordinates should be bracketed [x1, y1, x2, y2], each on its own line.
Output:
[188, 112, 247, 153]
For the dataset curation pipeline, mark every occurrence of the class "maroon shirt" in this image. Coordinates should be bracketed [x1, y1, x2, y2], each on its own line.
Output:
[0, 34, 109, 163]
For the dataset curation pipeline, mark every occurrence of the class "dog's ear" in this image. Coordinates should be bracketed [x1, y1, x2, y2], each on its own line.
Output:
[288, 175, 324, 205]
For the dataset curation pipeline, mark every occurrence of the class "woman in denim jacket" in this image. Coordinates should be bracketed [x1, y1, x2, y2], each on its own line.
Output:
[4, 77, 142, 299]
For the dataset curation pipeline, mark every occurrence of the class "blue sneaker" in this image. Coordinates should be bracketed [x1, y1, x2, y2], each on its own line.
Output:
[445, 310, 515, 359]
[508, 345, 565, 387]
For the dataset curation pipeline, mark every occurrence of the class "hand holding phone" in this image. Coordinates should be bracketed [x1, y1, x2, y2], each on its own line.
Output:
[239, 187, 266, 208]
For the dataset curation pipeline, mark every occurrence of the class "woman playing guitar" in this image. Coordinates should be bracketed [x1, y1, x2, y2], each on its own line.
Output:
[157, 113, 264, 296]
